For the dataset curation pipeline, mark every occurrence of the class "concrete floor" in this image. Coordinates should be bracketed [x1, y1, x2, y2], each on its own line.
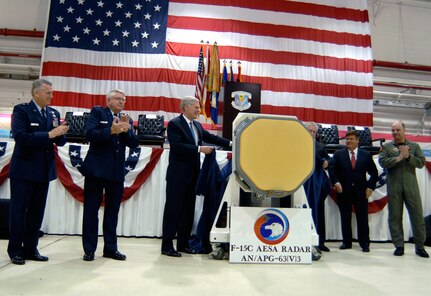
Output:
[0, 236, 430, 296]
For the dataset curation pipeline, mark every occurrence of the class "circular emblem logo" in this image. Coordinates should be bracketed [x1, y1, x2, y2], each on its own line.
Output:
[254, 209, 290, 245]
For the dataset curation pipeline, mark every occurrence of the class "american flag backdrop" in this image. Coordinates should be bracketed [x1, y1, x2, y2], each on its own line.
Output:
[41, 0, 373, 126]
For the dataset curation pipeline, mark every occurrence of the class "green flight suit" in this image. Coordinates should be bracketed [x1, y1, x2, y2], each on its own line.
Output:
[378, 140, 426, 248]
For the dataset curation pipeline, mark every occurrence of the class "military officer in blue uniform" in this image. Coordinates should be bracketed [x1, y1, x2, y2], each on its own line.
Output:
[8, 79, 68, 265]
[81, 89, 138, 261]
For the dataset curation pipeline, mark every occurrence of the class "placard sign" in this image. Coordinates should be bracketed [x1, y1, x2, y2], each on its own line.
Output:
[230, 207, 312, 264]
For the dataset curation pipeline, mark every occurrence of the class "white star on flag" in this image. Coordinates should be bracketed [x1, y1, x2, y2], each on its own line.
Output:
[42, 0, 374, 127]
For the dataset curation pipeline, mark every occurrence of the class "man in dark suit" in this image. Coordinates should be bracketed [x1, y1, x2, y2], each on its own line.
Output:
[304, 122, 331, 253]
[8, 79, 69, 265]
[329, 130, 378, 252]
[161, 96, 231, 257]
[81, 89, 138, 261]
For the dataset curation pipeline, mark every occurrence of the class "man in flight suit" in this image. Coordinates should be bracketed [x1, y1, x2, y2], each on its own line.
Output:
[379, 120, 429, 258]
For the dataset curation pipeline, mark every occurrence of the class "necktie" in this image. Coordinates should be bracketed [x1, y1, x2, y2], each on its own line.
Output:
[351, 151, 356, 170]
[189, 122, 197, 144]
[41, 108, 46, 118]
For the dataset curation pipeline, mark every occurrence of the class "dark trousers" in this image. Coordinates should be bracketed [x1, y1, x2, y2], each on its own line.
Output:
[82, 176, 123, 254]
[8, 178, 49, 258]
[315, 195, 327, 246]
[162, 180, 196, 251]
[337, 189, 369, 248]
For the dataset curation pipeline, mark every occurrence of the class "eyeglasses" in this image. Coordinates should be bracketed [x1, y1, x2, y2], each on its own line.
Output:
[112, 97, 126, 103]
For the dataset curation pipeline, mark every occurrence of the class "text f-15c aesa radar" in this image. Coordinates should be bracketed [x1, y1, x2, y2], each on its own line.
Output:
[210, 113, 318, 262]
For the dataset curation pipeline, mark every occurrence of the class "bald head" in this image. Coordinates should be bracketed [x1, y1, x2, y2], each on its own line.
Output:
[391, 120, 406, 143]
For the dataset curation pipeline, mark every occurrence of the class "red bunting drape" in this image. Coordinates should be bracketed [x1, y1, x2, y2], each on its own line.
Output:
[54, 146, 164, 204]
[0, 154, 428, 213]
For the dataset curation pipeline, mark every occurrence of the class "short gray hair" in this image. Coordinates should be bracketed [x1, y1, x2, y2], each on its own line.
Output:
[106, 89, 126, 99]
[32, 79, 52, 95]
[180, 96, 199, 112]
[305, 121, 318, 129]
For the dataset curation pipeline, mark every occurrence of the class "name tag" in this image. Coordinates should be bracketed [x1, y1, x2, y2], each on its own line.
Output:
[100, 121, 108, 124]
[31, 123, 39, 126]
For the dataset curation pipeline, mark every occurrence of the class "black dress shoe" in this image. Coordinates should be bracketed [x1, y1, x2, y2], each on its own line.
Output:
[83, 252, 95, 261]
[11, 256, 25, 265]
[339, 244, 352, 250]
[26, 251, 48, 262]
[393, 247, 404, 256]
[161, 249, 182, 257]
[103, 250, 127, 260]
[362, 247, 370, 253]
[415, 248, 429, 258]
[178, 247, 198, 254]
[318, 245, 330, 252]
[312, 246, 321, 261]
